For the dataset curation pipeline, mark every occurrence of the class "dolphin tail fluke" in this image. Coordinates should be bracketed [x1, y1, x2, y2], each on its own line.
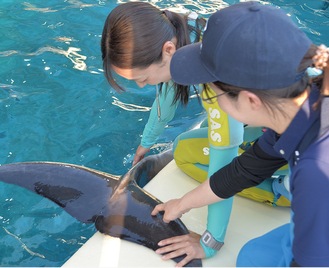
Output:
[0, 162, 113, 223]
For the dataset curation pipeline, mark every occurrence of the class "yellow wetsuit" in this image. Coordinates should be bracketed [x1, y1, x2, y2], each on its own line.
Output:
[173, 87, 290, 207]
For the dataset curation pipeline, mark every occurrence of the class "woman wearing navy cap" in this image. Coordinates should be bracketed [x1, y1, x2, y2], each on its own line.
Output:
[152, 1, 329, 266]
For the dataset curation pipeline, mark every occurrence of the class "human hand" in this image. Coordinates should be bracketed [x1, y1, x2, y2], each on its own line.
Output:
[151, 198, 190, 223]
[132, 145, 150, 166]
[155, 232, 205, 267]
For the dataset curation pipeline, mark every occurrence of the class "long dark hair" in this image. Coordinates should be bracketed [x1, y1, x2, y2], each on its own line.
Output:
[101, 2, 205, 105]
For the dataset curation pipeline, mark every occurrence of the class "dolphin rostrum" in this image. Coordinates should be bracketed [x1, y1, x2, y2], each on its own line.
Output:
[0, 150, 202, 267]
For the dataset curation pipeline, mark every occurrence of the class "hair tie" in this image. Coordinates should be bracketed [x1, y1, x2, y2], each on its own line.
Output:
[162, 10, 177, 29]
[162, 10, 171, 19]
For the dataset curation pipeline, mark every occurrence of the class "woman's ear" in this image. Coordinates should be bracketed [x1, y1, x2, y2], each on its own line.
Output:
[162, 40, 176, 57]
[240, 90, 263, 111]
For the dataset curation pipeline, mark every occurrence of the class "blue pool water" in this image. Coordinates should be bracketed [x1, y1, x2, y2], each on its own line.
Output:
[0, 0, 328, 266]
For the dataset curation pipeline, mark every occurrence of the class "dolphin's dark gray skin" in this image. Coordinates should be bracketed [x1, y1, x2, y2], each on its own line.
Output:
[0, 150, 202, 267]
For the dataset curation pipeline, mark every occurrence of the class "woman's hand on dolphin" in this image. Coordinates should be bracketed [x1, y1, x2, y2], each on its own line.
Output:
[152, 180, 221, 223]
[133, 145, 150, 166]
[155, 231, 205, 267]
[151, 198, 190, 223]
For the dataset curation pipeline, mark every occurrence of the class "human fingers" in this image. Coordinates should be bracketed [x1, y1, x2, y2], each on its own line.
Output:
[151, 203, 165, 216]
[157, 240, 189, 260]
[133, 145, 150, 166]
[152, 199, 184, 223]
[156, 234, 204, 267]
[157, 234, 189, 247]
[132, 154, 143, 166]
[156, 233, 201, 254]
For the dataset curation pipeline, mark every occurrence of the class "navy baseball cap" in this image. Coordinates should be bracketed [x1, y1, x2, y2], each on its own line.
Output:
[170, 1, 312, 90]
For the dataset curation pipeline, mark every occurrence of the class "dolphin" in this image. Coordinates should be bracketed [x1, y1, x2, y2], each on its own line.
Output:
[0, 150, 202, 267]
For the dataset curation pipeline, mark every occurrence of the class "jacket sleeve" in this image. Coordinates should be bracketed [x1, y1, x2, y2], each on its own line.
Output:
[209, 133, 287, 198]
[141, 83, 179, 148]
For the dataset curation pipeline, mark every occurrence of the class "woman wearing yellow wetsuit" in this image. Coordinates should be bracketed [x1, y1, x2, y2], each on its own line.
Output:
[174, 87, 291, 207]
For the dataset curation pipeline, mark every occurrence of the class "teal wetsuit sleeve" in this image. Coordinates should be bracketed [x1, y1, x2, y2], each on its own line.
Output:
[141, 84, 179, 148]
[201, 146, 239, 258]
[200, 117, 244, 258]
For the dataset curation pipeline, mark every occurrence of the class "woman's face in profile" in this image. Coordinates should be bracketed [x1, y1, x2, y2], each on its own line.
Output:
[209, 83, 264, 127]
[110, 40, 176, 88]
[112, 61, 171, 88]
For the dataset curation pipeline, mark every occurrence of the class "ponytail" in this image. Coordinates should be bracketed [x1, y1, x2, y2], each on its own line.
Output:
[162, 10, 205, 105]
[310, 44, 329, 108]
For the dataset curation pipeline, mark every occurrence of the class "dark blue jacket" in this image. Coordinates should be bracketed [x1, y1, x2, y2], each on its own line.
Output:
[210, 85, 329, 266]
